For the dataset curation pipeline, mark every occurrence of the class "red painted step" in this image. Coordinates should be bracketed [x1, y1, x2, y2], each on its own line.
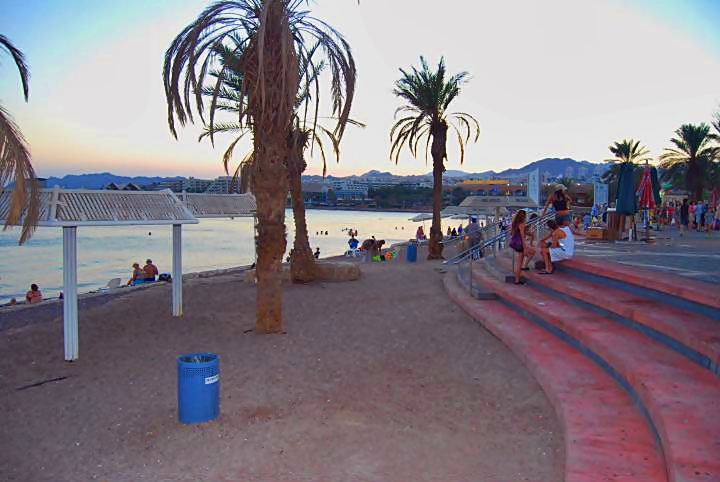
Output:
[563, 256, 720, 310]
[444, 273, 667, 482]
[472, 266, 720, 482]
[494, 255, 720, 369]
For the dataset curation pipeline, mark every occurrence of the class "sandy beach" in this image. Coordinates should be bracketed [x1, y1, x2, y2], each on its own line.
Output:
[0, 260, 562, 482]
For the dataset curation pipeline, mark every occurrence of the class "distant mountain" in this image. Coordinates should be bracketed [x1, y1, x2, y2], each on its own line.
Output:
[359, 170, 395, 178]
[44, 172, 184, 189]
[431, 158, 608, 179]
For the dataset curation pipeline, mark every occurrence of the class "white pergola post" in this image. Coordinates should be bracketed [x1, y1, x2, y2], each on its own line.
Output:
[172, 224, 183, 316]
[63, 226, 79, 361]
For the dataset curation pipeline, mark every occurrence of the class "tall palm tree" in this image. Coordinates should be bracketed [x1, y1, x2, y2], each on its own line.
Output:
[198, 41, 362, 283]
[164, 0, 356, 333]
[0, 35, 39, 244]
[659, 124, 719, 201]
[390, 56, 479, 259]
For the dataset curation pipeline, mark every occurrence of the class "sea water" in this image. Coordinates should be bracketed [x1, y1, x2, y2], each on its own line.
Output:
[0, 209, 434, 303]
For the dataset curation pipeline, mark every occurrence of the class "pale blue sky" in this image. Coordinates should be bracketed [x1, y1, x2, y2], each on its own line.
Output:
[1, 0, 719, 179]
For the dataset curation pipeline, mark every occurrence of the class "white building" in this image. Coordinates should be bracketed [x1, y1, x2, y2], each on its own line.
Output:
[332, 180, 368, 200]
[205, 176, 242, 194]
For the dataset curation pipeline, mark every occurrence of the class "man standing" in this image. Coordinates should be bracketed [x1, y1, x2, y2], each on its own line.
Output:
[679, 199, 689, 236]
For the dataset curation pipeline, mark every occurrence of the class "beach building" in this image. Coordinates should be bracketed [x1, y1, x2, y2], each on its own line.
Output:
[204, 176, 242, 194]
[302, 181, 330, 203]
[182, 177, 213, 193]
[332, 180, 369, 200]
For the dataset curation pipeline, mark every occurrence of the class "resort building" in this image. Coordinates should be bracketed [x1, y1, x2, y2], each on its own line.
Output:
[331, 180, 369, 200]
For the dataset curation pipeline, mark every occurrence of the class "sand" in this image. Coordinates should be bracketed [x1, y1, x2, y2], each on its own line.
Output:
[0, 260, 562, 482]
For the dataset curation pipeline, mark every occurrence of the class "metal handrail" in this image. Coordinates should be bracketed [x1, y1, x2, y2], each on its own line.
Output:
[440, 218, 504, 246]
[444, 212, 555, 265]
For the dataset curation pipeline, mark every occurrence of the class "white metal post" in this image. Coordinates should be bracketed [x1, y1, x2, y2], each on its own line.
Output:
[172, 224, 183, 316]
[63, 227, 79, 361]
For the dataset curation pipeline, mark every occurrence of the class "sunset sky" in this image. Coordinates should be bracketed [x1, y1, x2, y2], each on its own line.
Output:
[1, 0, 719, 179]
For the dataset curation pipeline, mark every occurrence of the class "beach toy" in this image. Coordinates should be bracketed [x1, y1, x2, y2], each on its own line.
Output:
[385, 252, 393, 261]
[372, 255, 381, 262]
[177, 353, 220, 424]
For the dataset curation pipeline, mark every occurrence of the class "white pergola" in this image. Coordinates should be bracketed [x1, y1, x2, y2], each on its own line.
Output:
[0, 188, 256, 362]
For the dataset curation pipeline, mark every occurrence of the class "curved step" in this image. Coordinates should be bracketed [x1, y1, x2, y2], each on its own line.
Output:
[563, 257, 720, 311]
[444, 271, 667, 482]
[472, 266, 720, 481]
[494, 255, 720, 374]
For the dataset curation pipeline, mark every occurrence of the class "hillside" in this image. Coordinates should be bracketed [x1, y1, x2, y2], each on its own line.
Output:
[44, 173, 184, 189]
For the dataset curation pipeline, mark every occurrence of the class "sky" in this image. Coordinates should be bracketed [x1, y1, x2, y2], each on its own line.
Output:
[0, 0, 719, 179]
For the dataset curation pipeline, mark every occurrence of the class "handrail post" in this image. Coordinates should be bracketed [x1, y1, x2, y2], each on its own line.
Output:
[469, 256, 473, 295]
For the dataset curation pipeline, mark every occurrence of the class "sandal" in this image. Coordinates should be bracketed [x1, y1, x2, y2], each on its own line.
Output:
[538, 270, 553, 275]
[514, 280, 527, 285]
[521, 267, 530, 271]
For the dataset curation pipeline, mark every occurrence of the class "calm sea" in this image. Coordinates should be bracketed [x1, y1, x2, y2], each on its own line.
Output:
[0, 209, 427, 304]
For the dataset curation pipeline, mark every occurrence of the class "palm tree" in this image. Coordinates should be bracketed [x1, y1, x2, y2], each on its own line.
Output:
[390, 56, 479, 259]
[0, 35, 39, 244]
[659, 124, 719, 201]
[198, 41, 362, 283]
[602, 139, 651, 184]
[164, 0, 356, 333]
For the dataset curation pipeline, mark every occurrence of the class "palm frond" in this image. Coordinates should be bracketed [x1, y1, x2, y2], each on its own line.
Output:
[0, 35, 30, 101]
[0, 105, 39, 244]
[390, 56, 479, 167]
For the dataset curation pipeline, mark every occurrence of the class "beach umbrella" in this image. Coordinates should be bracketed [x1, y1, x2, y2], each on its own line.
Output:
[409, 213, 433, 222]
[615, 162, 638, 215]
[636, 166, 656, 210]
[650, 167, 662, 206]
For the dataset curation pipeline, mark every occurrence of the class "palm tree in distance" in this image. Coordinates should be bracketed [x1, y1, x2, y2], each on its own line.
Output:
[198, 41, 363, 283]
[164, 0, 356, 333]
[390, 56, 479, 259]
[602, 138, 651, 186]
[659, 124, 719, 202]
[0, 34, 39, 244]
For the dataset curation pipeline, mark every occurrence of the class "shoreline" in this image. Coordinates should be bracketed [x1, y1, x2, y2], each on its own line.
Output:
[303, 205, 431, 213]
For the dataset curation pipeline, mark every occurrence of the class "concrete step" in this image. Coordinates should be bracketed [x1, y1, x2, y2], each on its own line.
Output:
[444, 271, 667, 481]
[471, 266, 720, 482]
[562, 256, 720, 312]
[493, 255, 720, 375]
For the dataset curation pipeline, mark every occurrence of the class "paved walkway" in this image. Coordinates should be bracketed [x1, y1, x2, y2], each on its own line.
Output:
[577, 226, 719, 284]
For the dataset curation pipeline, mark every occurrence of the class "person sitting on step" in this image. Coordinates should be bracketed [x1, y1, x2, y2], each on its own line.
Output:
[538, 220, 570, 275]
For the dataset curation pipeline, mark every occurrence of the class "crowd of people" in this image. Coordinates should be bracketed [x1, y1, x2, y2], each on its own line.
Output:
[657, 199, 718, 236]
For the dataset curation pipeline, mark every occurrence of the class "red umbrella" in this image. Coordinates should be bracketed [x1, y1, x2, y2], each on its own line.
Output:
[636, 166, 656, 210]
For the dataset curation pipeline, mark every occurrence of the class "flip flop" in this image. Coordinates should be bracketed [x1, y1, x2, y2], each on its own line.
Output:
[521, 267, 530, 271]
[514, 280, 527, 285]
[538, 270, 553, 275]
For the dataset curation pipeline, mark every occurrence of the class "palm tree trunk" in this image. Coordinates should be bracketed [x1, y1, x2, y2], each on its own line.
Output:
[288, 136, 316, 283]
[688, 159, 702, 202]
[253, 141, 289, 333]
[247, 0, 299, 333]
[428, 122, 448, 259]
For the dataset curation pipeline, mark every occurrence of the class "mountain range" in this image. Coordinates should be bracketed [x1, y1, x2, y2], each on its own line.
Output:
[42, 158, 608, 189]
[43, 173, 184, 189]
[360, 158, 607, 180]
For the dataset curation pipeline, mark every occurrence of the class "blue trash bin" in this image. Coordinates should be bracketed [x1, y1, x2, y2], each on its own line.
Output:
[406, 242, 418, 262]
[177, 353, 220, 424]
